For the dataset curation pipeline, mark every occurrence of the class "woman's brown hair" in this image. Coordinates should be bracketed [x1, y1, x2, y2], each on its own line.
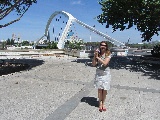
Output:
[99, 41, 111, 57]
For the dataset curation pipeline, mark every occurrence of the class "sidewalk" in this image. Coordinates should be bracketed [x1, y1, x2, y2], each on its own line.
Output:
[0, 56, 160, 120]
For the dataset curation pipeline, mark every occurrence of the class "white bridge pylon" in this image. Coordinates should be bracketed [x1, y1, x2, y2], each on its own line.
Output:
[37, 11, 125, 49]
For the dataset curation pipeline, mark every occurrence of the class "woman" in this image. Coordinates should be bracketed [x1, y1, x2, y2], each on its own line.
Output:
[92, 41, 111, 112]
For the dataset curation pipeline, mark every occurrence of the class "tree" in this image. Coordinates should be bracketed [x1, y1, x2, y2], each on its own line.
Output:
[11, 38, 14, 45]
[64, 40, 84, 50]
[21, 40, 29, 46]
[6, 38, 11, 45]
[2, 41, 6, 49]
[97, 0, 160, 42]
[46, 41, 58, 49]
[0, 0, 37, 28]
[151, 44, 160, 57]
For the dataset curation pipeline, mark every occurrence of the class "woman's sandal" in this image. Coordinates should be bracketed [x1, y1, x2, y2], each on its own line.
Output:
[99, 107, 103, 112]
[102, 106, 107, 111]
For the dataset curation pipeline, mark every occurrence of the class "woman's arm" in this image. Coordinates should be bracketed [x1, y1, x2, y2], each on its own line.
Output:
[92, 52, 98, 66]
[96, 56, 110, 66]
[92, 56, 97, 66]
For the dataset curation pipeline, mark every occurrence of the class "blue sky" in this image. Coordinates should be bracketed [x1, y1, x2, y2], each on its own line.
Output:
[0, 0, 160, 44]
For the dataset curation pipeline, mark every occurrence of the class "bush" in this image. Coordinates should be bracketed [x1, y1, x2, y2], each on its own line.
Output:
[151, 44, 160, 57]
[64, 40, 84, 50]
[46, 41, 58, 49]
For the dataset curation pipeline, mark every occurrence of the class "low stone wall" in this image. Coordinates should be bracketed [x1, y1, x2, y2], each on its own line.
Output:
[0, 49, 64, 56]
[64, 49, 94, 58]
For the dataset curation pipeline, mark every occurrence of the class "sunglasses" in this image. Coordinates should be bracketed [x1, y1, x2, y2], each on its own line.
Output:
[100, 44, 107, 47]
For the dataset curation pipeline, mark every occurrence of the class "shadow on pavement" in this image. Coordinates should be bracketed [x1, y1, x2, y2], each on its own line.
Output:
[81, 97, 99, 107]
[71, 58, 93, 67]
[109, 56, 160, 80]
[0, 59, 44, 76]
[72, 56, 160, 80]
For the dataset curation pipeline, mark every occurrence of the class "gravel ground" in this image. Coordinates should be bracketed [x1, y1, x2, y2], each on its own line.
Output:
[0, 55, 160, 120]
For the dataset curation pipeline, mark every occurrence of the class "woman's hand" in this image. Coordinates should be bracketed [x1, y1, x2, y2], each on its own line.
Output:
[92, 50, 99, 66]
[94, 51, 98, 58]
[94, 49, 99, 58]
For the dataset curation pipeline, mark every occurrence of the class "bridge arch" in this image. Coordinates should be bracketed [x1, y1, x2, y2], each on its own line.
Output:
[45, 11, 76, 37]
[36, 11, 125, 49]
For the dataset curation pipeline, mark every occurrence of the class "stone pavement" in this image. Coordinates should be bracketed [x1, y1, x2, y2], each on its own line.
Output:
[0, 55, 160, 120]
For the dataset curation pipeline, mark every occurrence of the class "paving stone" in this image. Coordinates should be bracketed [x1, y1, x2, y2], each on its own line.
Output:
[0, 55, 160, 120]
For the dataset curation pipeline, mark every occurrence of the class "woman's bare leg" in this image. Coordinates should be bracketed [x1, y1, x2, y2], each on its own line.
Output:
[98, 89, 103, 109]
[102, 90, 107, 110]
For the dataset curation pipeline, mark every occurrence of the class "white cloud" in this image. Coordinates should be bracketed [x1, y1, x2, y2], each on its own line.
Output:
[71, 0, 83, 5]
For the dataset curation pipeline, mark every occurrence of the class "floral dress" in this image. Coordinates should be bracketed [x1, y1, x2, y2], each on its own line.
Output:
[94, 54, 111, 90]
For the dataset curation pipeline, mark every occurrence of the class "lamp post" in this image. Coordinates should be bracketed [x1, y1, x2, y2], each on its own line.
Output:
[89, 30, 92, 50]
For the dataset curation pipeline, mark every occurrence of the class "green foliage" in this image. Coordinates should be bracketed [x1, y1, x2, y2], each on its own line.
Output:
[0, 0, 37, 28]
[6, 38, 14, 45]
[46, 41, 58, 49]
[98, 0, 160, 42]
[21, 41, 29, 46]
[1, 41, 6, 49]
[64, 40, 84, 50]
[107, 41, 114, 48]
[11, 39, 14, 45]
[151, 44, 160, 57]
[6, 38, 11, 45]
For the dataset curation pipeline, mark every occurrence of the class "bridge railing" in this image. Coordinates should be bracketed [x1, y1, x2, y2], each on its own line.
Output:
[75, 19, 125, 46]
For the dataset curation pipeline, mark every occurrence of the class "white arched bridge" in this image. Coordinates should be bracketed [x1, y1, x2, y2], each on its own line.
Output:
[36, 11, 125, 49]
